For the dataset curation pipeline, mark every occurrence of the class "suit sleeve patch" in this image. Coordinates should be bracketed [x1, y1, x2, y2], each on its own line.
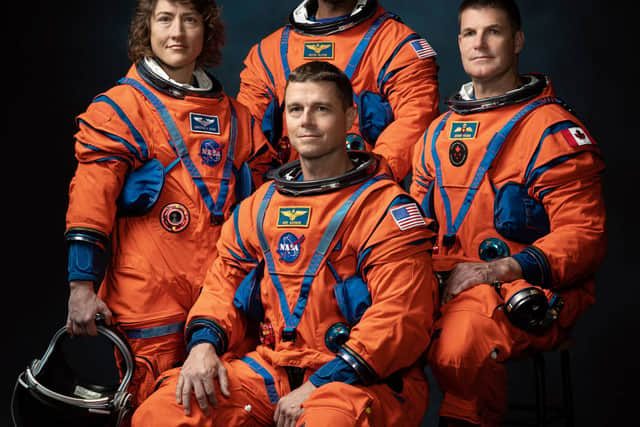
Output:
[410, 38, 436, 59]
[560, 126, 594, 147]
[389, 203, 426, 231]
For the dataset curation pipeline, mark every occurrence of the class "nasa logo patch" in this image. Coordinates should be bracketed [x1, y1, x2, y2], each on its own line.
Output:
[449, 140, 468, 167]
[277, 232, 304, 263]
[160, 203, 190, 233]
[199, 139, 224, 166]
[190, 113, 220, 135]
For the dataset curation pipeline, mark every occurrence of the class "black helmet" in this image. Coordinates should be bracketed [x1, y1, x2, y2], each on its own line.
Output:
[11, 321, 134, 427]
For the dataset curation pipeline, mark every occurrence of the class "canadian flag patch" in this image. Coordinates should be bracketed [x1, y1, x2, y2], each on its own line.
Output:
[560, 126, 593, 147]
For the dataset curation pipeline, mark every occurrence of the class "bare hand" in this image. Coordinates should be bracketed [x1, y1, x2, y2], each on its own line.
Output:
[441, 257, 522, 304]
[274, 381, 316, 427]
[66, 280, 112, 336]
[176, 343, 230, 416]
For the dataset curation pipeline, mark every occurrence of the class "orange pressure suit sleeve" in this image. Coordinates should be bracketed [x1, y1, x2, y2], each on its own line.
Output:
[410, 126, 437, 219]
[340, 194, 436, 380]
[237, 40, 278, 124]
[185, 191, 264, 353]
[245, 101, 281, 185]
[370, 41, 439, 181]
[66, 86, 157, 235]
[519, 117, 606, 289]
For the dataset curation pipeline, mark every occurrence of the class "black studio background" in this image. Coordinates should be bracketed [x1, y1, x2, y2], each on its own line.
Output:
[5, 1, 632, 426]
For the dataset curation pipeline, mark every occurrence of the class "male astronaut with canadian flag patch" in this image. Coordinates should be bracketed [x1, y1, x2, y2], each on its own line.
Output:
[411, 0, 606, 425]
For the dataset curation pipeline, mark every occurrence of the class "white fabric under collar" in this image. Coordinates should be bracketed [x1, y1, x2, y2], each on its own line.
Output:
[291, 0, 369, 24]
[458, 78, 536, 101]
[459, 81, 476, 101]
[143, 57, 213, 92]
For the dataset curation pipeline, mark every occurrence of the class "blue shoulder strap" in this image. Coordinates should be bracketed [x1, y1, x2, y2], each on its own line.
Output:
[280, 26, 293, 80]
[431, 97, 562, 245]
[343, 12, 394, 80]
[118, 77, 238, 224]
[255, 175, 386, 339]
[280, 12, 394, 80]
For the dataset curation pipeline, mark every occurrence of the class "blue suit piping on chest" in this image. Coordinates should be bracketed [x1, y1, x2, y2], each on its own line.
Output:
[280, 12, 393, 81]
[255, 175, 385, 340]
[429, 97, 562, 246]
[118, 77, 238, 224]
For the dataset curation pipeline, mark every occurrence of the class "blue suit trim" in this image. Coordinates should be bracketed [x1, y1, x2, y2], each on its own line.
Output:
[256, 176, 386, 337]
[240, 356, 279, 404]
[118, 77, 238, 223]
[125, 321, 185, 339]
[90, 95, 148, 161]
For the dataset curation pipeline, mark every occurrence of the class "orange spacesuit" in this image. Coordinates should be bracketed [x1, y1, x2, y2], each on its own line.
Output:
[410, 74, 606, 425]
[65, 60, 276, 406]
[132, 153, 437, 426]
[237, 0, 439, 180]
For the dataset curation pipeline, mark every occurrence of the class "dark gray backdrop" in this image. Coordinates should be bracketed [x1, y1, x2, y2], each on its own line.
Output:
[6, 1, 632, 425]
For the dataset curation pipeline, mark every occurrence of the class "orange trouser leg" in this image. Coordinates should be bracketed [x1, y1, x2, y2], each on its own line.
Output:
[132, 353, 281, 427]
[299, 363, 429, 427]
[428, 283, 567, 426]
[115, 331, 186, 408]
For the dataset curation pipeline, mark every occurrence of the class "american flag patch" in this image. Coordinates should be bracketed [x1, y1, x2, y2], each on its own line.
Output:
[410, 39, 436, 59]
[390, 203, 426, 231]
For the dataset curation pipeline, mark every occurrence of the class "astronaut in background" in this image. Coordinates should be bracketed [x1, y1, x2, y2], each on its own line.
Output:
[237, 0, 440, 182]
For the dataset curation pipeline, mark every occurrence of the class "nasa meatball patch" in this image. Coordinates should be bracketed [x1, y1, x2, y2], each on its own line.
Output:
[277, 233, 305, 263]
[199, 139, 224, 167]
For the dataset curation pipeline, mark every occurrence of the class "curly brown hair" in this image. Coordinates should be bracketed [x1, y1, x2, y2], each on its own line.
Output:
[128, 0, 225, 68]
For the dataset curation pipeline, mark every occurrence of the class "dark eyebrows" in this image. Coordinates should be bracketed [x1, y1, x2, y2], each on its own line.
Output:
[285, 101, 334, 109]
[461, 23, 504, 34]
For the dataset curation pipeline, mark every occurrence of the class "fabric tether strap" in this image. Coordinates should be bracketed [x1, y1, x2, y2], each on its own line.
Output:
[280, 12, 394, 80]
[431, 97, 562, 244]
[118, 77, 238, 223]
[124, 321, 185, 339]
[256, 175, 385, 337]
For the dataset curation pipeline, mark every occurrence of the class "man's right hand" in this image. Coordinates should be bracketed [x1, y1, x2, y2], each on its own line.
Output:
[66, 280, 112, 336]
[176, 342, 230, 416]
